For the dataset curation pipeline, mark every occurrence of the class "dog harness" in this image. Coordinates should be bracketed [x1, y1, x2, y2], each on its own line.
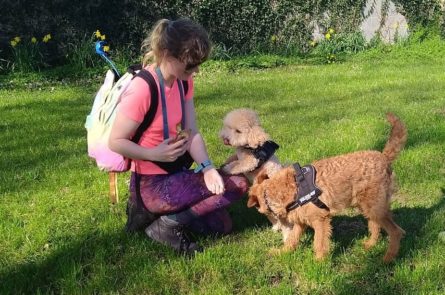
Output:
[246, 140, 279, 170]
[286, 163, 329, 212]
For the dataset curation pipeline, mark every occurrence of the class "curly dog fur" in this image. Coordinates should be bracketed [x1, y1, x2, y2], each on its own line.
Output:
[219, 108, 283, 230]
[247, 113, 407, 263]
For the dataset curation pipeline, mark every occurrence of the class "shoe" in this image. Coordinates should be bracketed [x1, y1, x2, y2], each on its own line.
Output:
[145, 217, 203, 256]
[125, 199, 157, 233]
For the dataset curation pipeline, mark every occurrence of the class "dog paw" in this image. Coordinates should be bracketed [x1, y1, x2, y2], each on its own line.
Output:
[268, 245, 295, 256]
[271, 224, 281, 232]
[363, 239, 377, 250]
[222, 164, 234, 175]
[314, 253, 328, 261]
[383, 251, 397, 263]
[268, 247, 283, 256]
[219, 164, 229, 174]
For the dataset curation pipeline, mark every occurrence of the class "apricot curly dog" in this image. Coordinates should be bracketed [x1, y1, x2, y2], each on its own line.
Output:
[247, 113, 407, 262]
[219, 108, 283, 232]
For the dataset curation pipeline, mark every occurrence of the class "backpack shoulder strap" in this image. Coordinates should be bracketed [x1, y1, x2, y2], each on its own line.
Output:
[127, 68, 158, 211]
[181, 80, 189, 96]
[127, 64, 143, 75]
[131, 69, 158, 143]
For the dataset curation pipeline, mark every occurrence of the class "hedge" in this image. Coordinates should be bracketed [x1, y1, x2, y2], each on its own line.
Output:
[0, 0, 442, 67]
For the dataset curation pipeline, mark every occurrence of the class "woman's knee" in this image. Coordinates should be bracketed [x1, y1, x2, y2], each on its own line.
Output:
[138, 197, 182, 216]
[225, 175, 249, 195]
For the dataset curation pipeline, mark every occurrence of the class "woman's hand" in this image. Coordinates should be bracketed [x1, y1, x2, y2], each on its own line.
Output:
[203, 168, 225, 195]
[148, 138, 188, 162]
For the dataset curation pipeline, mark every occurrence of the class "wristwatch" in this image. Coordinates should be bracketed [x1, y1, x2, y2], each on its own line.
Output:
[194, 160, 213, 173]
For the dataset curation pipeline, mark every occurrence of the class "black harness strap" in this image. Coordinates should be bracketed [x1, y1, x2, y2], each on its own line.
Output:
[127, 69, 158, 212]
[247, 140, 279, 169]
[286, 163, 329, 212]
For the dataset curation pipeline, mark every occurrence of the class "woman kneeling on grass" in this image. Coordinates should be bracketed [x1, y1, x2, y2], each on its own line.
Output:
[109, 18, 248, 256]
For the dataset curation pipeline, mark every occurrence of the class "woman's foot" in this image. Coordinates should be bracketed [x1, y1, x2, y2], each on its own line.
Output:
[187, 208, 233, 236]
[145, 216, 202, 256]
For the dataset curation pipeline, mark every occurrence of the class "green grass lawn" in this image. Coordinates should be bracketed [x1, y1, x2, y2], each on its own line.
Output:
[1, 41, 444, 294]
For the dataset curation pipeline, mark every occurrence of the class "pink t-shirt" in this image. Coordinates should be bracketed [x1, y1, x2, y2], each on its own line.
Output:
[118, 65, 194, 174]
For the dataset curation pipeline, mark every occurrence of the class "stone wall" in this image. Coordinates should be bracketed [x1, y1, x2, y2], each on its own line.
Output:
[361, 0, 409, 43]
[311, 0, 413, 43]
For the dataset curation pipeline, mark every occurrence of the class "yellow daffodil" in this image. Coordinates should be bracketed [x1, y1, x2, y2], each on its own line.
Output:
[14, 36, 21, 43]
[103, 45, 110, 52]
[10, 40, 17, 47]
[101, 34, 106, 40]
[43, 34, 51, 43]
[31, 37, 37, 43]
[329, 28, 335, 34]
[325, 33, 331, 40]
[95, 30, 102, 38]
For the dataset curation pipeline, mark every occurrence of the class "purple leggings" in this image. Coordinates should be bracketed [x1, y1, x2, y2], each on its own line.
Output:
[129, 170, 249, 235]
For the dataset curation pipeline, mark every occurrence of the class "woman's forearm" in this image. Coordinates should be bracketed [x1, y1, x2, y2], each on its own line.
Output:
[188, 133, 213, 169]
[109, 138, 154, 161]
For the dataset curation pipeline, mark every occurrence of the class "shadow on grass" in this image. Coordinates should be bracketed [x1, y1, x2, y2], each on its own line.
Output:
[331, 195, 445, 294]
[1, 194, 443, 294]
[230, 184, 445, 294]
[330, 198, 444, 260]
[0, 228, 186, 294]
[229, 197, 271, 232]
[229, 188, 445, 260]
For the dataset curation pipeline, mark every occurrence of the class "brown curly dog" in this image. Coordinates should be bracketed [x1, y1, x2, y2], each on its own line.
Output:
[247, 113, 407, 263]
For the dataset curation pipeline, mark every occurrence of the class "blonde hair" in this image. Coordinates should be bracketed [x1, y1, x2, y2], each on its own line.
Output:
[142, 18, 211, 67]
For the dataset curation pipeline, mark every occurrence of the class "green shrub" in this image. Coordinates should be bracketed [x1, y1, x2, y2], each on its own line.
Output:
[64, 31, 106, 71]
[310, 30, 368, 63]
[210, 43, 234, 61]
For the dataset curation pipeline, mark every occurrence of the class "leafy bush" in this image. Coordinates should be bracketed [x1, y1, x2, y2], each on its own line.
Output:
[0, 0, 443, 73]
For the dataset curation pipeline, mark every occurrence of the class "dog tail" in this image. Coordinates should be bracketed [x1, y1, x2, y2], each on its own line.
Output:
[382, 113, 407, 163]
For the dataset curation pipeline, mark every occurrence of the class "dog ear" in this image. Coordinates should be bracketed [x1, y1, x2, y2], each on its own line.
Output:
[285, 167, 296, 186]
[247, 126, 269, 148]
[254, 171, 269, 184]
[247, 194, 259, 208]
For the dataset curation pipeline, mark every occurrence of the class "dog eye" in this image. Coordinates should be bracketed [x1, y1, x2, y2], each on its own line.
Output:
[235, 129, 241, 133]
